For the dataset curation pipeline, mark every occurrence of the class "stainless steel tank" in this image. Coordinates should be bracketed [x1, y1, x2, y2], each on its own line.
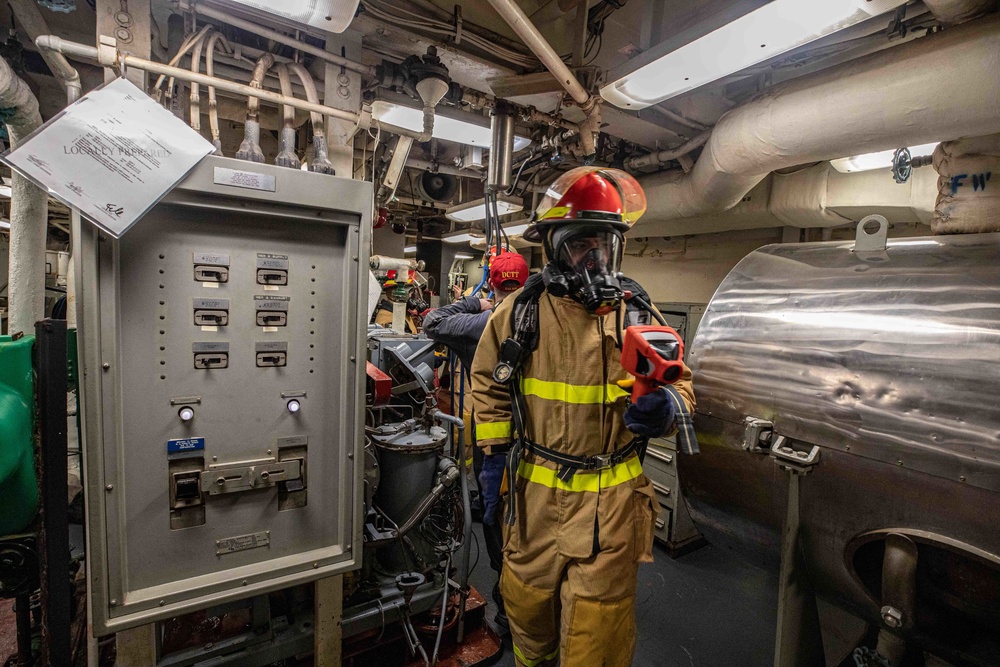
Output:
[681, 231, 1000, 664]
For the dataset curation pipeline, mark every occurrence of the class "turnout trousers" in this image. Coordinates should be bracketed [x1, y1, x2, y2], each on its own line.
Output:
[499, 454, 659, 667]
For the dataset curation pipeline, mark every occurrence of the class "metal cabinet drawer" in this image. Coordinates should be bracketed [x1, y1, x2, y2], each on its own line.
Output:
[654, 508, 671, 543]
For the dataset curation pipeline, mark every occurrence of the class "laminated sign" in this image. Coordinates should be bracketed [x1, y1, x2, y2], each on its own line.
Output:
[1, 77, 214, 237]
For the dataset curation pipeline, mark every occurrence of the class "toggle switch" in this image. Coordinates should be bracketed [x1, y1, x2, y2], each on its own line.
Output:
[287, 399, 301, 413]
[178, 406, 195, 422]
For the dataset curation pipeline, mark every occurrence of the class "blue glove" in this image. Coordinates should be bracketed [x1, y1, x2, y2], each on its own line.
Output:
[478, 453, 506, 526]
[624, 388, 677, 438]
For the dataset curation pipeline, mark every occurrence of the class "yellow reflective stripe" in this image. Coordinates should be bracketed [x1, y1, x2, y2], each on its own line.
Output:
[520, 377, 630, 404]
[476, 420, 512, 440]
[516, 455, 643, 493]
[538, 205, 571, 221]
[513, 644, 559, 667]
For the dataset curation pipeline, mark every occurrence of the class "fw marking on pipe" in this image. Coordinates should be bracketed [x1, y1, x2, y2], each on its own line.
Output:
[950, 172, 992, 195]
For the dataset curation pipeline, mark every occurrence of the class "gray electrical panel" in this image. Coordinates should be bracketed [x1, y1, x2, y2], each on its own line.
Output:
[75, 156, 371, 634]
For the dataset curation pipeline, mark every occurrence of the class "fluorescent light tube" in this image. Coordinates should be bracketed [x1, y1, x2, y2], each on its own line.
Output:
[372, 101, 532, 152]
[442, 232, 482, 244]
[224, 0, 359, 32]
[404, 245, 417, 253]
[830, 142, 938, 174]
[602, 0, 906, 109]
[0, 219, 10, 230]
[453, 252, 474, 259]
[446, 196, 524, 223]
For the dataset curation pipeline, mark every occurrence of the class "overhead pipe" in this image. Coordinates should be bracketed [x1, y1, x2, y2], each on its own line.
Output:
[0, 56, 46, 335]
[35, 36, 434, 144]
[192, 3, 376, 78]
[484, 0, 600, 156]
[625, 131, 710, 171]
[639, 16, 1000, 223]
[9, 0, 81, 103]
[484, 0, 590, 106]
[925, 0, 998, 23]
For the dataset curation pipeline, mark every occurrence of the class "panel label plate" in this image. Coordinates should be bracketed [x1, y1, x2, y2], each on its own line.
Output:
[256, 253, 289, 269]
[216, 531, 271, 556]
[254, 295, 290, 311]
[255, 341, 288, 352]
[214, 167, 276, 192]
[193, 252, 230, 266]
[167, 437, 205, 453]
[192, 341, 230, 352]
[193, 297, 229, 309]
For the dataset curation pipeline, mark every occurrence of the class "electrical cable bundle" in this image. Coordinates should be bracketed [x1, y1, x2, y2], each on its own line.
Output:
[361, 0, 538, 69]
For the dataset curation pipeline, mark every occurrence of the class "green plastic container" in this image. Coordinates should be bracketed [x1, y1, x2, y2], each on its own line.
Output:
[0, 334, 37, 534]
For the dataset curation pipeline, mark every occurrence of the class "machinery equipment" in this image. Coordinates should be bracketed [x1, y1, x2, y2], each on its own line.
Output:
[681, 220, 1000, 666]
[76, 155, 372, 635]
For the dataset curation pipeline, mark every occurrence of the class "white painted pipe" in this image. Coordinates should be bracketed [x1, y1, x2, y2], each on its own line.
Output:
[35, 35, 432, 143]
[484, 0, 591, 107]
[625, 132, 710, 171]
[193, 4, 376, 77]
[9, 0, 81, 103]
[0, 56, 46, 335]
[640, 16, 1000, 223]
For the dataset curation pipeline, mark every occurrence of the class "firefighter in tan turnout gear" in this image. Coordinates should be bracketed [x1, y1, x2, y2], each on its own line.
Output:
[470, 167, 697, 667]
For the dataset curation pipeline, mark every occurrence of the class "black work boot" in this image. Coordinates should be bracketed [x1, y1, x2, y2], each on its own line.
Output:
[492, 582, 510, 636]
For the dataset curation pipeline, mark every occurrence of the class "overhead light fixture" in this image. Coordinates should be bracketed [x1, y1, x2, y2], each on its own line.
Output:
[830, 142, 939, 174]
[601, 0, 907, 109]
[372, 101, 532, 152]
[503, 223, 531, 236]
[404, 245, 417, 254]
[221, 0, 360, 33]
[446, 195, 524, 224]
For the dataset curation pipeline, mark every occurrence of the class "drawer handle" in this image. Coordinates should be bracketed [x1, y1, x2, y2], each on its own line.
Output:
[652, 482, 671, 497]
[646, 449, 674, 465]
[655, 518, 665, 530]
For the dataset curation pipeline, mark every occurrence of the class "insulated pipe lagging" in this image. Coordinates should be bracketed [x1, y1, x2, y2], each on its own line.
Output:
[925, 0, 998, 23]
[640, 15, 1000, 222]
[0, 56, 46, 335]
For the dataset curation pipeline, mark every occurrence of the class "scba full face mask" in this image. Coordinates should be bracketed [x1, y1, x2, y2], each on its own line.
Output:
[547, 225, 625, 315]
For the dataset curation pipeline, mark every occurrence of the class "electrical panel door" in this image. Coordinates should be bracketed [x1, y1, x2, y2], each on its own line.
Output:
[77, 156, 371, 633]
